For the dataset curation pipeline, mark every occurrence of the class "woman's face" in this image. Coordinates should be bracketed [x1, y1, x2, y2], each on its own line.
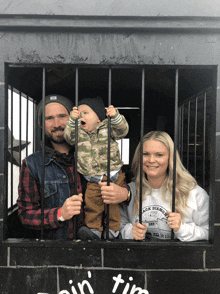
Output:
[142, 139, 169, 184]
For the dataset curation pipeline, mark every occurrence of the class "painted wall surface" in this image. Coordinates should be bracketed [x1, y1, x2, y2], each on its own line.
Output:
[0, 4, 220, 294]
[1, 0, 220, 17]
[0, 32, 220, 66]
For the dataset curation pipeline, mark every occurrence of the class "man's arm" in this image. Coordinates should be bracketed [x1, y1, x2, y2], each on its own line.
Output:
[17, 160, 82, 229]
[17, 160, 63, 229]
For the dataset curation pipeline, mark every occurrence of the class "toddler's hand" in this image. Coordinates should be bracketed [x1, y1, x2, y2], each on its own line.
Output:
[106, 105, 116, 117]
[71, 107, 80, 119]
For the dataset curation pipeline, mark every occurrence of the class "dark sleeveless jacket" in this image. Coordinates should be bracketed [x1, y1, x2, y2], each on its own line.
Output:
[25, 151, 73, 239]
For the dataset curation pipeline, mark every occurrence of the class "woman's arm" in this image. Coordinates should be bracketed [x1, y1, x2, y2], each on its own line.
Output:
[174, 186, 209, 241]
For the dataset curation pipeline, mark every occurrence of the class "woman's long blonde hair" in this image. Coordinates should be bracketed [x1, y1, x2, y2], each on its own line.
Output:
[132, 131, 197, 218]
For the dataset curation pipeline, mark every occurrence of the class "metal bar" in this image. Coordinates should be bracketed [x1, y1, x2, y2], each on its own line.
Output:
[121, 139, 123, 161]
[194, 97, 198, 178]
[181, 106, 184, 161]
[187, 101, 190, 171]
[19, 92, 22, 169]
[203, 92, 207, 188]
[5, 76, 9, 220]
[40, 67, 46, 240]
[178, 106, 183, 161]
[74, 68, 79, 195]
[106, 67, 112, 240]
[26, 96, 29, 157]
[171, 68, 179, 239]
[139, 68, 145, 225]
[10, 88, 13, 209]
[73, 67, 79, 239]
[33, 102, 36, 153]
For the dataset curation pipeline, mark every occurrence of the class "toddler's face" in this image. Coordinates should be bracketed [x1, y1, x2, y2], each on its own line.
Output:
[78, 104, 100, 132]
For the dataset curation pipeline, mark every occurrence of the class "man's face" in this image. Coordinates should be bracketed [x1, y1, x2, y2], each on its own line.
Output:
[45, 103, 69, 144]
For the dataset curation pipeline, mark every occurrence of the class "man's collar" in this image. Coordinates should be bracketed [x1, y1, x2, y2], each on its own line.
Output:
[42, 137, 75, 163]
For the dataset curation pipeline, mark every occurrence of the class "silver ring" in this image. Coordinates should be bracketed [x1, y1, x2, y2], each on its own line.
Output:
[104, 196, 106, 199]
[170, 221, 172, 225]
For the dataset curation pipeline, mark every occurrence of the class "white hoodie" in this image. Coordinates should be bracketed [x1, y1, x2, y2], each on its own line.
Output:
[120, 182, 209, 241]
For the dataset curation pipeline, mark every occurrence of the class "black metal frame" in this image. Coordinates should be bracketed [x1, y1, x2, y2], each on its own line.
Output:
[4, 63, 215, 246]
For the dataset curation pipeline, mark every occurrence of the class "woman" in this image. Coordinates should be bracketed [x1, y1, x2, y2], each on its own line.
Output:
[120, 131, 209, 241]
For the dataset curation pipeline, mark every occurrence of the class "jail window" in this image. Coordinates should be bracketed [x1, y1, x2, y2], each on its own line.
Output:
[179, 88, 213, 193]
[5, 64, 215, 244]
[7, 88, 36, 213]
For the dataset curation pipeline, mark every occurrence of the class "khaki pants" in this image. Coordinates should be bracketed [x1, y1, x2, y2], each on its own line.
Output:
[84, 170, 125, 232]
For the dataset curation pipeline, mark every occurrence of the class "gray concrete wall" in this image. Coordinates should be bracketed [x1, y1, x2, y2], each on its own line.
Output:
[1, 0, 220, 17]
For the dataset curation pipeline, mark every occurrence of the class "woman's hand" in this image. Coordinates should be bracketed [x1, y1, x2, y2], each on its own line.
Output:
[167, 209, 182, 232]
[132, 222, 147, 240]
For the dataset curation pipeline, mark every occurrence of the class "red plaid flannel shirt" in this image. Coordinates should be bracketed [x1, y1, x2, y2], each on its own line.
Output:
[17, 152, 82, 239]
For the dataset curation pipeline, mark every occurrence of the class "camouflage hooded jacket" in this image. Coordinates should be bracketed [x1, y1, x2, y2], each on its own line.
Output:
[64, 109, 129, 176]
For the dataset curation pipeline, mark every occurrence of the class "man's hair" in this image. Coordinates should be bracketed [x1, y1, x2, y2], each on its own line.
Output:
[37, 94, 74, 127]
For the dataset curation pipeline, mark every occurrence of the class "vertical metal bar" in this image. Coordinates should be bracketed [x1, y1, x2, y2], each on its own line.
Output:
[178, 106, 183, 161]
[203, 92, 207, 188]
[121, 139, 123, 161]
[178, 107, 181, 159]
[40, 67, 46, 240]
[4, 77, 9, 238]
[139, 68, 145, 225]
[106, 67, 112, 240]
[187, 101, 190, 171]
[107, 67, 111, 184]
[73, 67, 79, 238]
[194, 97, 198, 178]
[26, 96, 29, 157]
[10, 88, 13, 209]
[74, 68, 79, 195]
[19, 92, 22, 169]
[181, 106, 184, 161]
[33, 102, 36, 153]
[171, 68, 179, 239]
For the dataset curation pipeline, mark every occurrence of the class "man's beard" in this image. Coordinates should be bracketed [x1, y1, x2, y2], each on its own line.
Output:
[46, 127, 66, 144]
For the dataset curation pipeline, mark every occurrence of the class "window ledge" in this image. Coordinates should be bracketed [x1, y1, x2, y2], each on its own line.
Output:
[2, 238, 213, 249]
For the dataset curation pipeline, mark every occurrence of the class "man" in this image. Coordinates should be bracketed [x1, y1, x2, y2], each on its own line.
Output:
[17, 94, 130, 240]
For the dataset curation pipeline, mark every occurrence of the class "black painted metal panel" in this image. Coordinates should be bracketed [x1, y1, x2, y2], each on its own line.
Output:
[0, 245, 7, 266]
[0, 267, 57, 294]
[147, 271, 220, 294]
[104, 247, 204, 269]
[206, 226, 220, 268]
[10, 246, 102, 267]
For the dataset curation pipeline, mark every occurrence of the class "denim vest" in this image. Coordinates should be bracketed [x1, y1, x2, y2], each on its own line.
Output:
[25, 151, 73, 239]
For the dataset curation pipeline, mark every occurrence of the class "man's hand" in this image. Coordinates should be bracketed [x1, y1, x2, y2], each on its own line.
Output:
[99, 182, 128, 204]
[59, 193, 83, 220]
[132, 222, 147, 240]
